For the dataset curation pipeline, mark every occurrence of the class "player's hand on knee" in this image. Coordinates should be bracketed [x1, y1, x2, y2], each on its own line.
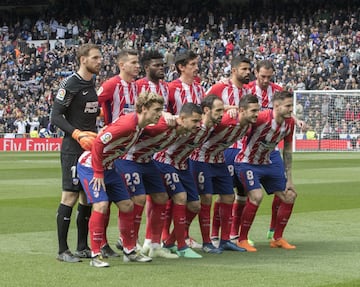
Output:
[72, 129, 97, 150]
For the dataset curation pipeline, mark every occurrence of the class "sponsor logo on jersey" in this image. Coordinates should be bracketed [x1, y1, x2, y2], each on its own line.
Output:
[100, 132, 112, 144]
[56, 88, 66, 101]
[82, 90, 89, 95]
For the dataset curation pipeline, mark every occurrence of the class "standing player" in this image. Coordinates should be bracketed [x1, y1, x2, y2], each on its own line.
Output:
[235, 91, 297, 252]
[96, 49, 140, 256]
[167, 50, 204, 115]
[51, 43, 102, 262]
[190, 94, 259, 253]
[205, 56, 252, 245]
[246, 59, 286, 240]
[164, 50, 206, 248]
[135, 50, 170, 251]
[77, 91, 164, 267]
[136, 50, 169, 110]
[98, 49, 140, 124]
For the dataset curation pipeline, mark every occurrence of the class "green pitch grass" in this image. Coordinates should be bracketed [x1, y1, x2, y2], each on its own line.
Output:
[0, 152, 359, 287]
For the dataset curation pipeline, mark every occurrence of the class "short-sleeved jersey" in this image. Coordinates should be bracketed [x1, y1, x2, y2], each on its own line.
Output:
[190, 113, 250, 163]
[206, 80, 251, 106]
[97, 75, 138, 124]
[167, 79, 205, 115]
[235, 110, 295, 165]
[246, 81, 283, 109]
[78, 112, 143, 177]
[122, 116, 178, 163]
[136, 77, 169, 111]
[154, 124, 213, 170]
[51, 72, 98, 154]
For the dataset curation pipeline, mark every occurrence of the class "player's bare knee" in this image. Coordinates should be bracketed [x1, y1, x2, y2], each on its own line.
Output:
[93, 201, 109, 213]
[200, 194, 212, 205]
[172, 192, 186, 205]
[248, 189, 263, 205]
[150, 192, 168, 204]
[61, 191, 79, 207]
[187, 201, 200, 213]
[220, 194, 235, 205]
[132, 194, 146, 206]
[78, 191, 90, 206]
[117, 199, 134, 212]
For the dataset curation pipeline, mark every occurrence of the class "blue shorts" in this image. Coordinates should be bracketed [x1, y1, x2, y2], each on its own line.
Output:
[234, 162, 286, 195]
[154, 161, 199, 202]
[224, 148, 246, 196]
[189, 160, 233, 195]
[77, 164, 130, 204]
[114, 159, 166, 196]
[269, 150, 285, 172]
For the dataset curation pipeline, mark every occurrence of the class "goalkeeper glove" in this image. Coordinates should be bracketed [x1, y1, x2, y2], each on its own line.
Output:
[72, 129, 97, 151]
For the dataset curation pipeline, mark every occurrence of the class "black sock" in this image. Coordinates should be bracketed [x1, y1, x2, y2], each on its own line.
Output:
[76, 203, 92, 251]
[56, 204, 72, 254]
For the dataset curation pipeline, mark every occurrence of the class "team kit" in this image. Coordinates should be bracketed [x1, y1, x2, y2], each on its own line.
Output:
[52, 45, 299, 267]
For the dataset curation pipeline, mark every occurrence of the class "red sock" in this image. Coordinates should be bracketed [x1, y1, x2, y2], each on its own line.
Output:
[118, 210, 136, 252]
[198, 203, 211, 244]
[171, 204, 186, 249]
[239, 200, 259, 241]
[133, 204, 144, 242]
[270, 195, 281, 230]
[185, 208, 197, 239]
[161, 199, 173, 242]
[211, 201, 221, 238]
[150, 202, 166, 244]
[89, 210, 106, 255]
[144, 196, 153, 240]
[273, 202, 294, 240]
[230, 202, 245, 237]
[219, 202, 233, 241]
[101, 206, 111, 247]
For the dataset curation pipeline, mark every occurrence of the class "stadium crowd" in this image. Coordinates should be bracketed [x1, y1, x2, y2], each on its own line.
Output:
[0, 0, 359, 136]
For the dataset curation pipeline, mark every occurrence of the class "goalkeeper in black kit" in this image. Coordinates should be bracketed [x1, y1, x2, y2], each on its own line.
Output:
[51, 43, 103, 263]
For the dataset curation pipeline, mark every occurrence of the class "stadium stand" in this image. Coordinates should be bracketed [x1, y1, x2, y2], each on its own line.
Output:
[0, 0, 359, 137]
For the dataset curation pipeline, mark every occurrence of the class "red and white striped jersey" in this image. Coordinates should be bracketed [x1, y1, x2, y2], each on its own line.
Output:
[98, 75, 138, 124]
[206, 80, 251, 106]
[167, 79, 205, 115]
[122, 116, 178, 163]
[136, 77, 169, 111]
[206, 80, 250, 149]
[78, 113, 143, 177]
[235, 110, 295, 165]
[190, 113, 250, 163]
[246, 81, 283, 109]
[154, 124, 213, 170]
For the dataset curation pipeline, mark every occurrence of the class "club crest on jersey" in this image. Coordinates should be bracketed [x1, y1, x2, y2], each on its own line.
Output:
[100, 132, 112, 144]
[56, 88, 66, 101]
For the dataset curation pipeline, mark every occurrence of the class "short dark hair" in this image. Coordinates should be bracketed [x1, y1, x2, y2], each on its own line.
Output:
[117, 49, 138, 62]
[255, 59, 275, 72]
[179, 102, 202, 116]
[201, 94, 222, 112]
[141, 50, 163, 68]
[174, 50, 198, 73]
[273, 90, 293, 102]
[231, 56, 251, 69]
[239, 94, 259, 109]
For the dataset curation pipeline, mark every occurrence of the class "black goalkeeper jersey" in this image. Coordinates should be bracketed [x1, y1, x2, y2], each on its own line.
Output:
[51, 73, 99, 154]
